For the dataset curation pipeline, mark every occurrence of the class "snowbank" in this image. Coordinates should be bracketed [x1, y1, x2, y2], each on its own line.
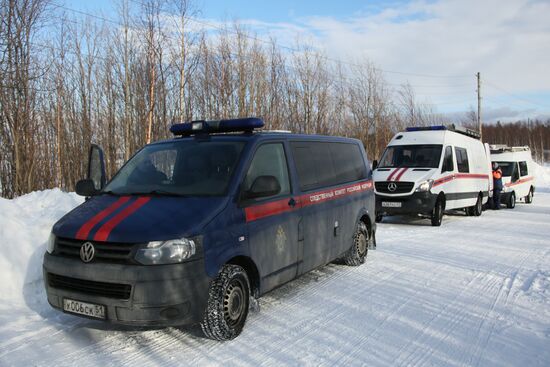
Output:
[534, 162, 550, 188]
[0, 189, 82, 304]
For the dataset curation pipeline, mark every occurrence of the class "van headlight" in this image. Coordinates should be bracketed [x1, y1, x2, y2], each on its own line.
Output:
[415, 179, 434, 192]
[46, 233, 56, 254]
[135, 238, 196, 265]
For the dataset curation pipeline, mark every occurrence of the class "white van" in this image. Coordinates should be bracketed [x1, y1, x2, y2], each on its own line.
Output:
[373, 125, 492, 226]
[490, 145, 536, 208]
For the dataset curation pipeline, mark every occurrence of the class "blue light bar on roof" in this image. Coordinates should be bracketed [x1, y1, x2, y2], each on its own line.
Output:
[406, 125, 447, 132]
[170, 117, 264, 136]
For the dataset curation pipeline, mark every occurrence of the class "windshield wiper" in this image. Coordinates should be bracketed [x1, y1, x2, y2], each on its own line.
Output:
[100, 190, 122, 196]
[128, 190, 189, 197]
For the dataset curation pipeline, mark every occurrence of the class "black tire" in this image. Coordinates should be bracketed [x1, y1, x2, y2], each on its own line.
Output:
[507, 192, 516, 209]
[343, 222, 369, 266]
[473, 194, 483, 216]
[525, 188, 533, 204]
[431, 197, 444, 226]
[375, 214, 383, 223]
[200, 264, 250, 341]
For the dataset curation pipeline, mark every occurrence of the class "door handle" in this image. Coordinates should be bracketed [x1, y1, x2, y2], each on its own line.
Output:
[288, 198, 297, 207]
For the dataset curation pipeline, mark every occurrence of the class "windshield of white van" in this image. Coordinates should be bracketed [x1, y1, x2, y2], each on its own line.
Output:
[495, 161, 516, 177]
[103, 141, 245, 196]
[378, 144, 443, 168]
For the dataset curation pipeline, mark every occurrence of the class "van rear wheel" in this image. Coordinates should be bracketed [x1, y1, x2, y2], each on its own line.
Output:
[200, 264, 250, 341]
[343, 222, 368, 266]
[525, 188, 533, 204]
[473, 194, 483, 216]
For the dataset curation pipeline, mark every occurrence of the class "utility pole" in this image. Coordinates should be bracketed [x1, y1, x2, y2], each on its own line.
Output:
[477, 72, 482, 139]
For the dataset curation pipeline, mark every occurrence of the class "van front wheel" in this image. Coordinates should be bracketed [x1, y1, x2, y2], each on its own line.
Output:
[507, 192, 516, 209]
[431, 198, 444, 226]
[343, 222, 369, 266]
[200, 264, 250, 341]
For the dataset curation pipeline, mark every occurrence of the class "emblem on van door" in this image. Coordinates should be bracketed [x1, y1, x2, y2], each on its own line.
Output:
[80, 242, 95, 263]
[275, 226, 287, 254]
[388, 182, 397, 192]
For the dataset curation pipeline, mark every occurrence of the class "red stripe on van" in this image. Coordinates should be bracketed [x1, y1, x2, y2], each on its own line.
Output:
[244, 180, 373, 222]
[387, 168, 400, 181]
[93, 197, 151, 241]
[505, 176, 533, 187]
[75, 196, 131, 240]
[394, 167, 409, 181]
[244, 198, 297, 222]
[433, 173, 489, 187]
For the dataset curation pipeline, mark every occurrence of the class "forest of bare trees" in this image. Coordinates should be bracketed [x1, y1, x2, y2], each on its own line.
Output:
[1, 0, 549, 198]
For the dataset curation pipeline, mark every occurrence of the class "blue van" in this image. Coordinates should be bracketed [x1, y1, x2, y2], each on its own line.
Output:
[43, 118, 376, 340]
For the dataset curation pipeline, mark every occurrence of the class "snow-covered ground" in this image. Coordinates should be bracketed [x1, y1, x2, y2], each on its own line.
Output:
[1, 167, 549, 367]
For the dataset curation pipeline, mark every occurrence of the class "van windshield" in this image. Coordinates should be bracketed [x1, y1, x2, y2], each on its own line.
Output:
[103, 140, 245, 196]
[378, 144, 443, 168]
[495, 161, 516, 177]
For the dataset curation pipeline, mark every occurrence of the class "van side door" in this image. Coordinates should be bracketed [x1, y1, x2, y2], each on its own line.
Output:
[241, 142, 300, 293]
[454, 146, 475, 209]
[290, 141, 337, 274]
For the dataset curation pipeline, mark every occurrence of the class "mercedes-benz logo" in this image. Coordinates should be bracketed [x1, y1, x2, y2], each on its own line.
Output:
[387, 182, 397, 192]
[80, 242, 95, 263]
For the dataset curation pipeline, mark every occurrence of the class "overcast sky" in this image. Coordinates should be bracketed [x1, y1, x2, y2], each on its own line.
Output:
[72, 0, 550, 123]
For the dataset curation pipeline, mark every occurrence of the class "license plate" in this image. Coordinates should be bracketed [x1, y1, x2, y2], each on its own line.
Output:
[63, 298, 106, 319]
[382, 201, 402, 208]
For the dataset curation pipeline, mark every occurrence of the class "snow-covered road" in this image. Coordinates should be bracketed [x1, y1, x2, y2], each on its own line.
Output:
[1, 188, 549, 366]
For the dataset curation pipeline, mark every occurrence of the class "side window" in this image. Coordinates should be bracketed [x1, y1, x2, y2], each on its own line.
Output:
[455, 147, 469, 173]
[291, 142, 335, 191]
[441, 146, 454, 172]
[511, 163, 520, 182]
[329, 143, 367, 184]
[519, 161, 528, 176]
[243, 143, 290, 200]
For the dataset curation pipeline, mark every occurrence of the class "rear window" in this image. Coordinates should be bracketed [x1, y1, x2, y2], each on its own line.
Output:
[455, 147, 469, 173]
[291, 141, 366, 191]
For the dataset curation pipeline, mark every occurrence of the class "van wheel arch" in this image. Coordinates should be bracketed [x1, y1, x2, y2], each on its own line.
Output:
[227, 256, 260, 298]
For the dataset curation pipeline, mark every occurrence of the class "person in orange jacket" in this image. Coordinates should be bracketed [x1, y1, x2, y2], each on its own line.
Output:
[492, 162, 503, 209]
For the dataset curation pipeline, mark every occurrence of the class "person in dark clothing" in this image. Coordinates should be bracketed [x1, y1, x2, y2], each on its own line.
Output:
[492, 162, 503, 209]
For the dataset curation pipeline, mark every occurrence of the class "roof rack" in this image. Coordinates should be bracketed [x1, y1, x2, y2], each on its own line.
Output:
[489, 145, 531, 153]
[170, 117, 264, 136]
[405, 124, 481, 139]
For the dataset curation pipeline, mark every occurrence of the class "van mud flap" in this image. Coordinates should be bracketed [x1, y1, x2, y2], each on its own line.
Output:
[368, 230, 377, 250]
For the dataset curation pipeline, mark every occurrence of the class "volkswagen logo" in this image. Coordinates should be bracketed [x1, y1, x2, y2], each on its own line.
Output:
[80, 242, 95, 263]
[387, 182, 398, 192]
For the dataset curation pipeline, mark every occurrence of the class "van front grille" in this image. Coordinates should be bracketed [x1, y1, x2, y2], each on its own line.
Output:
[55, 237, 138, 264]
[375, 181, 415, 194]
[47, 273, 132, 300]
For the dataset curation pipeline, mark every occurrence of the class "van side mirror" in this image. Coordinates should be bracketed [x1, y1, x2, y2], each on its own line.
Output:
[75, 179, 98, 196]
[246, 175, 281, 200]
[88, 144, 106, 191]
[372, 160, 378, 170]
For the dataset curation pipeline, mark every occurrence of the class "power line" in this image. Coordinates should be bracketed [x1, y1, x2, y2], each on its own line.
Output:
[484, 80, 550, 109]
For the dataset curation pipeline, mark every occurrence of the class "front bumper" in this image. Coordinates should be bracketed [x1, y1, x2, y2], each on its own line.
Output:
[43, 253, 212, 327]
[376, 191, 438, 216]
